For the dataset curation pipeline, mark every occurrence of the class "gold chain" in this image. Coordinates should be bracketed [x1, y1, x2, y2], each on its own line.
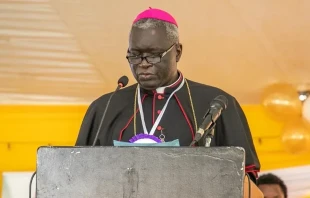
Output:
[133, 79, 197, 136]
[185, 79, 198, 131]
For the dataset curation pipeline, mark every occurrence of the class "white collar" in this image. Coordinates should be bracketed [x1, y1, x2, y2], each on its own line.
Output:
[156, 74, 182, 94]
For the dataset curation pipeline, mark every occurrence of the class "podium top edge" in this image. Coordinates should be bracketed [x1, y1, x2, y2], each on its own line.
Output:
[37, 146, 246, 151]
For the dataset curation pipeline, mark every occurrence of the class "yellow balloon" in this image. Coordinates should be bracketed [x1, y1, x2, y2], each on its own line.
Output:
[281, 119, 310, 154]
[261, 83, 302, 121]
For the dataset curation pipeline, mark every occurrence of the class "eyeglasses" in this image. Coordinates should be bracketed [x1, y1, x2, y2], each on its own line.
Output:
[126, 44, 176, 65]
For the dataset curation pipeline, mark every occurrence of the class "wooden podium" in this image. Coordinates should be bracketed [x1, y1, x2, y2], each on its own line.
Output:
[244, 174, 264, 198]
[36, 146, 263, 198]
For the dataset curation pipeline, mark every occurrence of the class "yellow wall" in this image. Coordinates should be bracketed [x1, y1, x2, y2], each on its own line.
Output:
[1, 104, 310, 173]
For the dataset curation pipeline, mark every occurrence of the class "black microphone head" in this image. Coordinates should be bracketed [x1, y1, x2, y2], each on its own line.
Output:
[211, 95, 228, 110]
[118, 76, 129, 88]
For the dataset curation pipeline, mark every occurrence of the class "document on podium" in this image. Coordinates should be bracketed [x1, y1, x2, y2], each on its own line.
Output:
[113, 139, 180, 147]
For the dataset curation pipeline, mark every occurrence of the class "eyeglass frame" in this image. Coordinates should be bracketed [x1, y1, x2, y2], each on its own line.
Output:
[126, 43, 176, 65]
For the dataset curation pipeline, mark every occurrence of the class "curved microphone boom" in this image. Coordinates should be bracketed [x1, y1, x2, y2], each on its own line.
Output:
[189, 95, 228, 146]
[92, 76, 129, 146]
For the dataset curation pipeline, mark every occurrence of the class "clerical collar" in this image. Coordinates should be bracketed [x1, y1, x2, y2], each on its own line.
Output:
[140, 72, 183, 95]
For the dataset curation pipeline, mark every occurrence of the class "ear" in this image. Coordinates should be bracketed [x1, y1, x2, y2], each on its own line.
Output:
[176, 43, 183, 62]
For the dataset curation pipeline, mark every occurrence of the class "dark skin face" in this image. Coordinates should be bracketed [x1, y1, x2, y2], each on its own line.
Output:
[258, 184, 285, 198]
[128, 26, 183, 90]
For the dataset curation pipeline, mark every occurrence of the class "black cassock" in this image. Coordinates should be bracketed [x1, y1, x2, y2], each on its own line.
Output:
[76, 74, 260, 182]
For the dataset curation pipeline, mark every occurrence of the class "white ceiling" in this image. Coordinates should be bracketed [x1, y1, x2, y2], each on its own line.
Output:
[1, 0, 310, 104]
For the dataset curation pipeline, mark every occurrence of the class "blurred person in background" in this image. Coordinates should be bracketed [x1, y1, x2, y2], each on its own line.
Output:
[257, 173, 287, 198]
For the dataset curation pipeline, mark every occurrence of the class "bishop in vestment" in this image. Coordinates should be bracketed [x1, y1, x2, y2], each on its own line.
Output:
[76, 7, 260, 182]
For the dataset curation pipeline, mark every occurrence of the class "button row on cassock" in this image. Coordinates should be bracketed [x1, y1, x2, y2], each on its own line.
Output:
[157, 95, 164, 100]
[155, 94, 164, 131]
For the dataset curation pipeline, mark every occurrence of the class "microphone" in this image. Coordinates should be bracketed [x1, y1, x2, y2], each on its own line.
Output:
[189, 95, 228, 146]
[92, 76, 129, 146]
[28, 78, 129, 197]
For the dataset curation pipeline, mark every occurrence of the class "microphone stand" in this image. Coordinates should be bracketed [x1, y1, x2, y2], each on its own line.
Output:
[203, 123, 216, 147]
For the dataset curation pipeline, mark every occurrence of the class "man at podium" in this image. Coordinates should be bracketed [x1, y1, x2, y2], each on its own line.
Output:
[76, 7, 260, 182]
